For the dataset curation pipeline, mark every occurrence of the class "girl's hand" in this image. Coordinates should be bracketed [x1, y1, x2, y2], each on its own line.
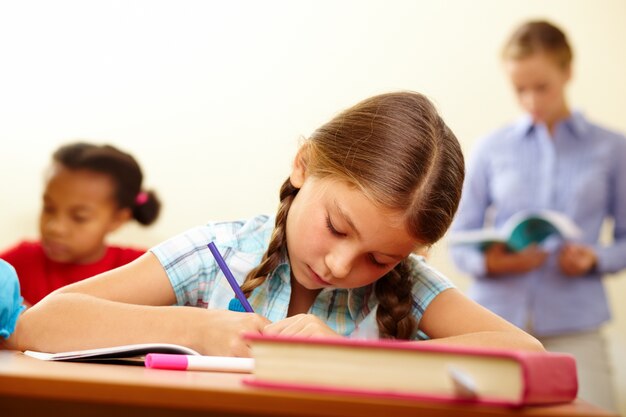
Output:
[485, 243, 548, 276]
[558, 243, 597, 277]
[198, 310, 271, 357]
[263, 314, 340, 338]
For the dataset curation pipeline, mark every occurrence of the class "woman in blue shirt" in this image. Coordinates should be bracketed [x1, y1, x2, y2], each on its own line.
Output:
[449, 20, 625, 411]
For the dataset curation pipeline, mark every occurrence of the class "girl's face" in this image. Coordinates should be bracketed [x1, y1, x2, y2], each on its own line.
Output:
[504, 53, 571, 129]
[39, 164, 130, 264]
[286, 162, 421, 292]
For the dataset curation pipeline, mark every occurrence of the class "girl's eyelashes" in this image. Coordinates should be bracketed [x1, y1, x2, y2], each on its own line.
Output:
[369, 254, 388, 268]
[326, 214, 389, 269]
[72, 215, 90, 224]
[325, 215, 345, 237]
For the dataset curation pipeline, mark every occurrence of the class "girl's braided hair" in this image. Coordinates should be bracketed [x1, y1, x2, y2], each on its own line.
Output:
[241, 92, 464, 339]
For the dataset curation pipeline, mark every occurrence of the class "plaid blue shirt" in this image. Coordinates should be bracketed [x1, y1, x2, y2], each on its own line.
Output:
[151, 215, 454, 340]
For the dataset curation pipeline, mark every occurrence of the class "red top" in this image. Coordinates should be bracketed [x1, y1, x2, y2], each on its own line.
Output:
[0, 241, 145, 305]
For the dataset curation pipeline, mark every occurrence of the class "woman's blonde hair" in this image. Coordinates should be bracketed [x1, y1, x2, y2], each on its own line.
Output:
[242, 91, 465, 339]
[502, 20, 573, 69]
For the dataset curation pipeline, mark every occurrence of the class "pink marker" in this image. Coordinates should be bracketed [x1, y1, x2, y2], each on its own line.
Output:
[145, 353, 254, 373]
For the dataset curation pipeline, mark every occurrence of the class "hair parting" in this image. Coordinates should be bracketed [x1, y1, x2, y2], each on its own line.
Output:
[242, 92, 464, 339]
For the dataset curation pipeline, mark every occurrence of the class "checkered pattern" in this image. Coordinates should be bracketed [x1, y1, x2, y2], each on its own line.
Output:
[151, 215, 454, 339]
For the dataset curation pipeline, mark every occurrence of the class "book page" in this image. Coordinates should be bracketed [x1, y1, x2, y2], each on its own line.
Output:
[24, 343, 201, 361]
[446, 229, 505, 247]
[531, 211, 582, 239]
[504, 210, 583, 251]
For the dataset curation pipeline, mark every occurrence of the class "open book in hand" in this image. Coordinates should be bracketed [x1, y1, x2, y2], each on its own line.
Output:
[23, 343, 202, 365]
[447, 209, 583, 252]
[243, 334, 578, 407]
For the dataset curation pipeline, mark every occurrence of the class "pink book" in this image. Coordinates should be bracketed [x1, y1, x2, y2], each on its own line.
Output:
[243, 334, 578, 407]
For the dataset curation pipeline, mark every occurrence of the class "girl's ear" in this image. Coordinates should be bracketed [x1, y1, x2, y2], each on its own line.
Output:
[415, 245, 430, 258]
[107, 207, 132, 233]
[564, 63, 572, 82]
[289, 144, 309, 189]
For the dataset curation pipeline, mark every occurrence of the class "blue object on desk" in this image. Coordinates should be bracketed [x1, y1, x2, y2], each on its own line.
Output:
[207, 242, 255, 313]
[228, 298, 248, 312]
[0, 259, 26, 339]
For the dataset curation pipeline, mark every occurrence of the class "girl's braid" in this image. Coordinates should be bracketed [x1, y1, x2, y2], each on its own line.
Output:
[240, 178, 298, 296]
[374, 260, 417, 339]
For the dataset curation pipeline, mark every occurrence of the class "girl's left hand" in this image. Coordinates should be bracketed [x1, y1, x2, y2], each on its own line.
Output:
[558, 243, 597, 277]
[262, 314, 340, 338]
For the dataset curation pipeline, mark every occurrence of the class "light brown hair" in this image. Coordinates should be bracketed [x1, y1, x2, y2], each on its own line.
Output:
[241, 92, 465, 339]
[502, 20, 573, 69]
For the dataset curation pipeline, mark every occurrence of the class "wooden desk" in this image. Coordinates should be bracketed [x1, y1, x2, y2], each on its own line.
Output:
[0, 351, 617, 417]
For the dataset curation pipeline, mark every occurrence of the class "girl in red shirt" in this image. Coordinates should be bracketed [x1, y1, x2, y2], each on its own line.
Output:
[0, 142, 161, 306]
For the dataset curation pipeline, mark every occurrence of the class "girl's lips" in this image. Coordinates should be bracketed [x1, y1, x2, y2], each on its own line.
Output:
[42, 240, 69, 256]
[309, 266, 331, 287]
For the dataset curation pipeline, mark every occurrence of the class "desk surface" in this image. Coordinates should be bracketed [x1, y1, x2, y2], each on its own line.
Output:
[0, 351, 617, 417]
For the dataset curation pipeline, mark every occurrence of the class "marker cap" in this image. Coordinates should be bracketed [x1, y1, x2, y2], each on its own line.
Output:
[145, 353, 189, 370]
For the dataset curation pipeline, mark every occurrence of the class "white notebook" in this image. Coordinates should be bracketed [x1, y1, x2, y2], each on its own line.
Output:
[24, 343, 201, 364]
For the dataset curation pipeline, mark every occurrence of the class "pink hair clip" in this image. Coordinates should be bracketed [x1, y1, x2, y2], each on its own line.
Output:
[135, 191, 149, 206]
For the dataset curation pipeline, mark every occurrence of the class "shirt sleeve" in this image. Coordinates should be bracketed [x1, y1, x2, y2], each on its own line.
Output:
[595, 134, 626, 274]
[448, 141, 491, 278]
[349, 256, 455, 341]
[0, 241, 44, 305]
[150, 225, 220, 307]
[409, 256, 456, 312]
[408, 256, 455, 340]
[0, 259, 26, 339]
[0, 241, 30, 268]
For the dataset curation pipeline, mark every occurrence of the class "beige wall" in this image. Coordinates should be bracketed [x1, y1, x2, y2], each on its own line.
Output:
[1, 0, 624, 413]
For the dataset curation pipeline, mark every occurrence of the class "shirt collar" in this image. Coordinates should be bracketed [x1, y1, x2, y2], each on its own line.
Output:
[515, 111, 589, 141]
[268, 256, 375, 322]
[514, 113, 535, 138]
[347, 284, 376, 320]
[566, 110, 590, 138]
[270, 257, 292, 284]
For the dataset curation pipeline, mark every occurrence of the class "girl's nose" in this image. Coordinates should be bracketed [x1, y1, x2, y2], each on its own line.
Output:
[325, 247, 354, 279]
[43, 216, 66, 236]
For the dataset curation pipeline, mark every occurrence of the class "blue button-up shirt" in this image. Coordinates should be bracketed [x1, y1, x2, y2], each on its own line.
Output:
[449, 112, 626, 336]
[151, 215, 454, 340]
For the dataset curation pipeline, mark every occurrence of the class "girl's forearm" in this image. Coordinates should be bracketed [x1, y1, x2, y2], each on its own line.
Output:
[11, 293, 203, 353]
[420, 331, 545, 352]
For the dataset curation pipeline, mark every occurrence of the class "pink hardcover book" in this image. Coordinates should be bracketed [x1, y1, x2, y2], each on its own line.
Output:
[243, 334, 578, 407]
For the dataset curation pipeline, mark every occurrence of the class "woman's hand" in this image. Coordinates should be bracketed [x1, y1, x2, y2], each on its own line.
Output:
[197, 310, 271, 357]
[558, 243, 597, 277]
[485, 243, 548, 276]
[263, 314, 340, 338]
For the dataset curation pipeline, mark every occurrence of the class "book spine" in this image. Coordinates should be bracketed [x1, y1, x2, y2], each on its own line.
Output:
[520, 355, 578, 404]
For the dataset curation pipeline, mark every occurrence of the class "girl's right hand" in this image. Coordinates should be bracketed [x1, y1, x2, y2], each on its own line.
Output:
[196, 309, 271, 357]
[263, 313, 341, 338]
[485, 243, 548, 276]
